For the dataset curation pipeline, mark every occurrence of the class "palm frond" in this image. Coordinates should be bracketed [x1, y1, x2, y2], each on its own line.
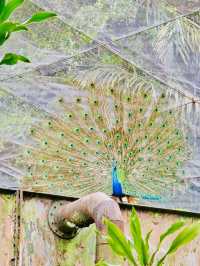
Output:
[153, 17, 200, 65]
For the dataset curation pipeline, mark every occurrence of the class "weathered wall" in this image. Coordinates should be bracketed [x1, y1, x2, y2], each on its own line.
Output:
[0, 192, 15, 266]
[19, 195, 96, 266]
[122, 208, 200, 266]
[0, 191, 200, 266]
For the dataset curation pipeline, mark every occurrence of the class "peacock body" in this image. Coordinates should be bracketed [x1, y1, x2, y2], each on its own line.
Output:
[19, 71, 190, 201]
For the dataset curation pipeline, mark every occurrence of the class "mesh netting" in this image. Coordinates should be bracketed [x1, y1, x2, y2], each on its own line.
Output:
[0, 0, 200, 213]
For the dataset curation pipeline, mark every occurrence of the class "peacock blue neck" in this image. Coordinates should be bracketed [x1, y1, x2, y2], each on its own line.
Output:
[112, 163, 123, 197]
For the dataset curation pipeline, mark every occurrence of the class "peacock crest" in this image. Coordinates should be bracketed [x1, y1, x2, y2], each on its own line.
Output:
[18, 68, 190, 200]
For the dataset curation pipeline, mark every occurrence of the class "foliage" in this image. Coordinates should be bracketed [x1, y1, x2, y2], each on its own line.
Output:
[97, 208, 200, 266]
[0, 0, 56, 65]
[153, 16, 200, 65]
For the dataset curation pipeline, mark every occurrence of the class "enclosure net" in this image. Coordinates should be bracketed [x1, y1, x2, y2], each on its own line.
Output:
[0, 0, 200, 213]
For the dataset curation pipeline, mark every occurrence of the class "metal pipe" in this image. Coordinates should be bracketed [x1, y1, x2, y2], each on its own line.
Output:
[48, 192, 124, 239]
[48, 192, 124, 263]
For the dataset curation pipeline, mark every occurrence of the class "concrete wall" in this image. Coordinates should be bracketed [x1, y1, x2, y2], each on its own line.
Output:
[0, 190, 200, 266]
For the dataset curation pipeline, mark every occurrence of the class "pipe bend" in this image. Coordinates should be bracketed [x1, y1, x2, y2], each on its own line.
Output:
[48, 192, 124, 239]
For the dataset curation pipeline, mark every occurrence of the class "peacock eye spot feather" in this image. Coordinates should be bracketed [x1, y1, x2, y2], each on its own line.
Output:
[96, 140, 101, 145]
[90, 127, 94, 131]
[27, 150, 31, 155]
[128, 112, 132, 118]
[44, 141, 48, 145]
[60, 132, 65, 137]
[90, 83, 95, 88]
[161, 93, 165, 98]
[124, 142, 128, 148]
[128, 128, 132, 133]
[115, 133, 121, 139]
[138, 123, 142, 127]
[30, 128, 35, 134]
[76, 97, 81, 103]
[75, 128, 80, 133]
[93, 100, 98, 105]
[110, 88, 114, 94]
[114, 104, 118, 109]
[143, 93, 148, 98]
[58, 97, 64, 103]
[139, 108, 143, 112]
[69, 143, 74, 148]
[154, 108, 158, 112]
[169, 110, 172, 115]
[103, 129, 107, 133]
[85, 138, 90, 143]
[68, 113, 73, 118]
[108, 144, 112, 148]
[115, 119, 119, 124]
[97, 115, 102, 120]
[126, 96, 131, 102]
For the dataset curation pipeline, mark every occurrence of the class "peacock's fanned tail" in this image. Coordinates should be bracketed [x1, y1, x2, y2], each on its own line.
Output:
[18, 83, 190, 198]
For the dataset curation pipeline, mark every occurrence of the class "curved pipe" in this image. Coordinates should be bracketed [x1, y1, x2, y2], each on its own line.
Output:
[49, 192, 124, 239]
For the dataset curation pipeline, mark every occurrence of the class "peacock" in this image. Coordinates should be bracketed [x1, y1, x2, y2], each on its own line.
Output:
[18, 66, 190, 202]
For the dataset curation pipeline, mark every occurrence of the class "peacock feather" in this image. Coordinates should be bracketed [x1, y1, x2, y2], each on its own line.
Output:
[18, 68, 190, 200]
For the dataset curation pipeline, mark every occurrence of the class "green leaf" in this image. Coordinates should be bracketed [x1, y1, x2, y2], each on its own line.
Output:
[24, 11, 57, 24]
[0, 32, 6, 45]
[105, 219, 137, 266]
[0, 53, 30, 65]
[0, 22, 27, 34]
[159, 221, 185, 244]
[0, 0, 5, 15]
[149, 221, 185, 266]
[144, 230, 152, 256]
[96, 260, 119, 266]
[130, 208, 148, 266]
[0, 0, 24, 22]
[157, 222, 200, 266]
[0, 22, 27, 45]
